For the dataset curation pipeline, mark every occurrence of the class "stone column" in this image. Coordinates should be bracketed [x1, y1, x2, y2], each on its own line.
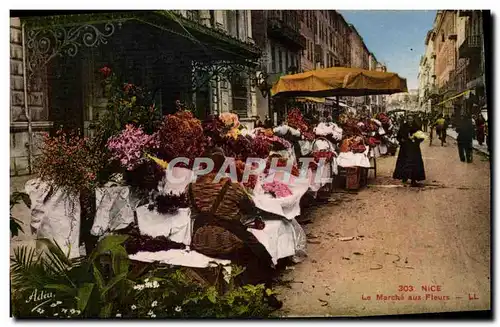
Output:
[199, 10, 211, 27]
[214, 10, 225, 30]
[246, 11, 253, 40]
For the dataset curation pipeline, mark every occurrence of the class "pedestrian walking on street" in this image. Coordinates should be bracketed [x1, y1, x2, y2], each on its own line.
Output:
[444, 114, 451, 143]
[434, 114, 447, 146]
[393, 115, 426, 187]
[456, 114, 474, 163]
[422, 115, 429, 132]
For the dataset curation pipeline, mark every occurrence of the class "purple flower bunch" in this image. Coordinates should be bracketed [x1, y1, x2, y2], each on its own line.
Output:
[107, 124, 159, 171]
[262, 181, 293, 198]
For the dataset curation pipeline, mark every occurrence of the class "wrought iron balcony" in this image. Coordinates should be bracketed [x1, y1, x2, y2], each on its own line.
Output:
[267, 17, 306, 50]
[459, 34, 482, 59]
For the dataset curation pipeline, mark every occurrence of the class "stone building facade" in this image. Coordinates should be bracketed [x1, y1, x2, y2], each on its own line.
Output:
[420, 10, 487, 116]
[434, 11, 457, 92]
[251, 10, 305, 120]
[417, 28, 437, 112]
[300, 10, 317, 72]
[299, 10, 352, 73]
[10, 17, 50, 176]
[10, 11, 260, 176]
[348, 24, 370, 106]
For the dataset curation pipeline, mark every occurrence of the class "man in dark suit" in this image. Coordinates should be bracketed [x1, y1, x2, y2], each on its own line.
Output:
[456, 113, 474, 163]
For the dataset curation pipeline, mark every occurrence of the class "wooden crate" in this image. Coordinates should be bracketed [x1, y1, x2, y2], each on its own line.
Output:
[345, 167, 361, 190]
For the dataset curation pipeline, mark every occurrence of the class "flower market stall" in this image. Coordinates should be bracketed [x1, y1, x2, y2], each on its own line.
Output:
[17, 64, 412, 318]
[270, 66, 408, 190]
[23, 68, 316, 296]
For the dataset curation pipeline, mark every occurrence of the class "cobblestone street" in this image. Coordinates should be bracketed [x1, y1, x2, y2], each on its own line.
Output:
[277, 135, 491, 316]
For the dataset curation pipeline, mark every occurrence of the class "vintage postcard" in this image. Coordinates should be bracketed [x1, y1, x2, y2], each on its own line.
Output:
[9, 8, 491, 319]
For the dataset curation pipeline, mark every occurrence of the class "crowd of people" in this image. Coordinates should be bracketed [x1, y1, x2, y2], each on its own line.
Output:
[391, 108, 488, 187]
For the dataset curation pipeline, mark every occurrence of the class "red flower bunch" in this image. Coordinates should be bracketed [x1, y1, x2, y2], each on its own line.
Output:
[302, 130, 316, 141]
[156, 110, 207, 167]
[352, 144, 367, 153]
[376, 113, 390, 125]
[287, 108, 310, 133]
[251, 135, 273, 157]
[265, 156, 300, 177]
[254, 132, 291, 152]
[313, 150, 336, 163]
[221, 135, 269, 162]
[123, 83, 134, 93]
[99, 66, 112, 78]
[202, 115, 227, 147]
[367, 137, 381, 147]
[235, 160, 259, 190]
[34, 129, 105, 195]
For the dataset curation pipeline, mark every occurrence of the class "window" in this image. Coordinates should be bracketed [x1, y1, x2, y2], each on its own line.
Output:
[231, 73, 248, 118]
[285, 52, 289, 71]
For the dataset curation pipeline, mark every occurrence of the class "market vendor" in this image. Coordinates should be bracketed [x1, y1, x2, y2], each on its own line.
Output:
[255, 115, 264, 128]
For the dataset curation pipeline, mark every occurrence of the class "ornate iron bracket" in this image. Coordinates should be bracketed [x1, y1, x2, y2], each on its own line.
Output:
[191, 59, 256, 92]
[25, 22, 116, 83]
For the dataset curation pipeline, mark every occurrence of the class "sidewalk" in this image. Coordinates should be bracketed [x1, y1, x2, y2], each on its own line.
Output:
[446, 128, 490, 155]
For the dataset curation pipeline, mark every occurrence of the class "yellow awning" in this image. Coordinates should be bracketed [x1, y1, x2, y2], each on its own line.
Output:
[436, 89, 471, 106]
[271, 66, 408, 98]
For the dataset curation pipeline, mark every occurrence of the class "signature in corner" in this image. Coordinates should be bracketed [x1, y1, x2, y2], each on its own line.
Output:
[26, 289, 54, 312]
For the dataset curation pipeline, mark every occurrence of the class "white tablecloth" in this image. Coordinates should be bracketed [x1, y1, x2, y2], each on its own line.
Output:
[136, 206, 192, 246]
[337, 148, 371, 168]
[249, 218, 306, 265]
[129, 249, 231, 268]
[25, 179, 81, 259]
[92, 185, 135, 237]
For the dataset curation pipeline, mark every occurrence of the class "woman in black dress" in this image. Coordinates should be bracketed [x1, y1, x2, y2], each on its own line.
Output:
[393, 115, 426, 187]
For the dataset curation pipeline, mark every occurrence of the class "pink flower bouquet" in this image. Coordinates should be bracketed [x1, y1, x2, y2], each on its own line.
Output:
[262, 181, 293, 198]
[107, 124, 159, 171]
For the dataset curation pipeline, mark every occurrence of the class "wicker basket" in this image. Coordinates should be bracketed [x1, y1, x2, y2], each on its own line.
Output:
[311, 136, 333, 152]
[189, 173, 249, 221]
[191, 225, 245, 257]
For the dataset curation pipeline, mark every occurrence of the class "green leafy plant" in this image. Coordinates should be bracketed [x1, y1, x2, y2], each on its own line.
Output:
[112, 264, 276, 318]
[11, 234, 277, 318]
[11, 235, 133, 318]
[96, 66, 162, 143]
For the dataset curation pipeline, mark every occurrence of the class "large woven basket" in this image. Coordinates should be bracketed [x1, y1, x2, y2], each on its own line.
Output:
[189, 173, 248, 221]
[191, 225, 245, 257]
